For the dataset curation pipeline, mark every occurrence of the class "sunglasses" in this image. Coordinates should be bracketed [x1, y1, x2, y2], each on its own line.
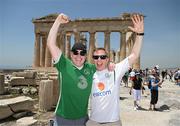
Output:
[93, 55, 107, 60]
[72, 50, 87, 56]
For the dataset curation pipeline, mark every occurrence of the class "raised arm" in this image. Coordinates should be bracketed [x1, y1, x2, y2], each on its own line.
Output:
[47, 13, 70, 61]
[128, 14, 144, 66]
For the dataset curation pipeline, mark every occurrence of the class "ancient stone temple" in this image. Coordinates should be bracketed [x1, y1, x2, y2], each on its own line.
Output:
[32, 13, 142, 69]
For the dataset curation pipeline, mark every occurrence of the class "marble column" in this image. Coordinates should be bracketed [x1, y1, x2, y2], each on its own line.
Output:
[45, 34, 52, 67]
[58, 33, 65, 54]
[109, 50, 115, 62]
[119, 32, 126, 61]
[88, 32, 95, 63]
[104, 31, 110, 53]
[115, 51, 120, 63]
[133, 56, 140, 70]
[45, 46, 51, 67]
[65, 34, 71, 58]
[74, 31, 80, 43]
[33, 33, 41, 67]
[40, 35, 47, 67]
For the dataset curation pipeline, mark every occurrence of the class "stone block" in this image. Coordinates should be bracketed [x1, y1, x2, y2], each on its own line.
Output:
[0, 104, 13, 120]
[0, 73, 5, 95]
[9, 87, 22, 94]
[0, 96, 34, 120]
[12, 71, 37, 79]
[39, 80, 53, 111]
[16, 117, 38, 126]
[10, 77, 36, 86]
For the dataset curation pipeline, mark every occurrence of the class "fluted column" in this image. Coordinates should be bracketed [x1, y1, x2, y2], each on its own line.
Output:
[33, 33, 41, 67]
[74, 31, 80, 43]
[45, 33, 53, 67]
[88, 31, 95, 63]
[133, 56, 140, 70]
[59, 33, 65, 54]
[115, 51, 120, 63]
[104, 31, 110, 53]
[65, 34, 71, 58]
[126, 32, 133, 56]
[45, 43, 51, 67]
[109, 50, 115, 62]
[119, 31, 126, 61]
[40, 35, 47, 67]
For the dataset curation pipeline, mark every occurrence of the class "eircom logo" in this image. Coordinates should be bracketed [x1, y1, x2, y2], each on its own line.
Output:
[98, 82, 105, 91]
[93, 82, 111, 97]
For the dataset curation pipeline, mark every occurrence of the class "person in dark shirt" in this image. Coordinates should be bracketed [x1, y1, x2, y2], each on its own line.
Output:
[129, 72, 144, 110]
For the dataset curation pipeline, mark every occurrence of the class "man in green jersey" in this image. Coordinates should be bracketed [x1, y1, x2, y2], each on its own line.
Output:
[47, 13, 96, 126]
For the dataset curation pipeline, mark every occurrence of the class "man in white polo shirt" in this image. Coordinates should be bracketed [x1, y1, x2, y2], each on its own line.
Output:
[86, 14, 144, 126]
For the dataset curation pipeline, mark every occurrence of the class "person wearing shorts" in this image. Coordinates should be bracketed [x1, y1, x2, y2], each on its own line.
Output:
[129, 72, 144, 110]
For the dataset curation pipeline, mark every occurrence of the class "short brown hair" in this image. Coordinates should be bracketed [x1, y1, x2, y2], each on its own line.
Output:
[93, 48, 109, 57]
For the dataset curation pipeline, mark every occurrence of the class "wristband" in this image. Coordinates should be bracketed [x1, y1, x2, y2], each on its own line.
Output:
[136, 33, 144, 36]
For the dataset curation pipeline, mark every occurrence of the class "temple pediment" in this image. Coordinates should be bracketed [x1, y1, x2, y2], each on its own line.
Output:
[32, 13, 59, 23]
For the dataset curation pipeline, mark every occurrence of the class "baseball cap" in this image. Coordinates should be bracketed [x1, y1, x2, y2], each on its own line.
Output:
[71, 43, 87, 51]
[155, 65, 159, 69]
[130, 71, 135, 77]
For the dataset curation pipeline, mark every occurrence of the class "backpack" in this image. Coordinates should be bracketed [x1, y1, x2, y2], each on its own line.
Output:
[148, 79, 152, 89]
[174, 72, 179, 80]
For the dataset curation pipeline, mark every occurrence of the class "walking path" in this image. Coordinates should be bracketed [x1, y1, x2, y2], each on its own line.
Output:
[120, 80, 180, 126]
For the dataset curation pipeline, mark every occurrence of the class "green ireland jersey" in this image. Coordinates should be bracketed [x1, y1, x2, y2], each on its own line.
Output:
[54, 55, 96, 119]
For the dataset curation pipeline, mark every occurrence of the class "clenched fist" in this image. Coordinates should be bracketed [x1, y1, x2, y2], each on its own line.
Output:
[57, 13, 70, 24]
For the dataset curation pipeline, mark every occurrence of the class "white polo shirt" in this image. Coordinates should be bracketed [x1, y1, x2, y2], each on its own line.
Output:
[89, 57, 130, 123]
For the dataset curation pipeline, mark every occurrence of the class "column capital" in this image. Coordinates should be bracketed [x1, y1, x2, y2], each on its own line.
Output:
[41, 32, 48, 36]
[89, 31, 96, 34]
[120, 30, 127, 34]
[35, 32, 41, 36]
[104, 31, 111, 34]
[66, 31, 72, 36]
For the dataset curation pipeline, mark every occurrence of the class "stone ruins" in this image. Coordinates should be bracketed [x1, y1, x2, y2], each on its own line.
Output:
[32, 13, 141, 69]
[0, 13, 144, 125]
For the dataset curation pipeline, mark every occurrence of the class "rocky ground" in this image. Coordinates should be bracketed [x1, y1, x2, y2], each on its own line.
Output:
[120, 79, 180, 126]
[0, 79, 180, 126]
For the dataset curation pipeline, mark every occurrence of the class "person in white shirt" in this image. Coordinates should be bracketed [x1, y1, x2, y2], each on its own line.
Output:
[86, 14, 144, 126]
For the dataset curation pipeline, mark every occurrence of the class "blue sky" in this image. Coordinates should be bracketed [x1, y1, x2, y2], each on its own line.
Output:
[0, 0, 180, 69]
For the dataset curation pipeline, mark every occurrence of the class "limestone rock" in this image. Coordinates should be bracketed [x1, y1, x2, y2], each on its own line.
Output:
[0, 105, 13, 120]
[10, 77, 36, 86]
[12, 71, 37, 79]
[16, 117, 38, 126]
[12, 111, 28, 119]
[30, 87, 38, 95]
[0, 96, 34, 120]
[0, 73, 5, 95]
[22, 87, 30, 95]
